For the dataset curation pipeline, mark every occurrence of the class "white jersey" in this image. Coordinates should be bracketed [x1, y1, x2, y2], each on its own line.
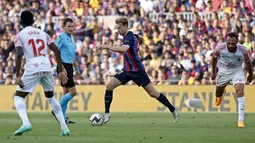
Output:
[213, 42, 250, 75]
[14, 26, 54, 73]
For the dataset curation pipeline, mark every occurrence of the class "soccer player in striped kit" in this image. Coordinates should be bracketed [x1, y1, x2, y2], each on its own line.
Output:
[98, 17, 179, 124]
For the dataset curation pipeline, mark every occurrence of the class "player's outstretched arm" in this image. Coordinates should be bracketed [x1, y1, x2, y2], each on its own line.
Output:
[98, 45, 130, 53]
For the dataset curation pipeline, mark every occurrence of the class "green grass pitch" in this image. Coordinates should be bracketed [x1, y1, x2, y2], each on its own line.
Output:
[0, 112, 255, 143]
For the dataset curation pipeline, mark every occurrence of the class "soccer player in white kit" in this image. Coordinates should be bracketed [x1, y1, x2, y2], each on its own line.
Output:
[211, 32, 253, 128]
[13, 11, 70, 136]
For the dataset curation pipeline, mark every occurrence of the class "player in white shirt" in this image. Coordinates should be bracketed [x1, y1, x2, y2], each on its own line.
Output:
[211, 32, 253, 128]
[13, 11, 70, 136]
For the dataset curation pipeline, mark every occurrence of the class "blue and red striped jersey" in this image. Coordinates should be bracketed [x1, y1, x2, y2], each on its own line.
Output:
[122, 31, 144, 72]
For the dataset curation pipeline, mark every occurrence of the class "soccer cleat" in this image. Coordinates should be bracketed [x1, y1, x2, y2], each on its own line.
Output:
[52, 111, 76, 124]
[60, 129, 70, 136]
[172, 107, 179, 124]
[215, 96, 222, 106]
[104, 113, 111, 123]
[13, 124, 32, 136]
[66, 117, 76, 124]
[215, 89, 226, 106]
[238, 121, 245, 128]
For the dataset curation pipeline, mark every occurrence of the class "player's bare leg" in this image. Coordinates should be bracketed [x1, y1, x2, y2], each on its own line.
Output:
[13, 91, 32, 136]
[104, 77, 122, 123]
[235, 83, 245, 128]
[215, 85, 227, 106]
[143, 83, 179, 124]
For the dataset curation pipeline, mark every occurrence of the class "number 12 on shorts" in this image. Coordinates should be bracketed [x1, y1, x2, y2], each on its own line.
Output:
[28, 39, 45, 57]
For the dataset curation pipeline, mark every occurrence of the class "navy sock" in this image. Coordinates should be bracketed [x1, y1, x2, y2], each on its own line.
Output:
[105, 90, 113, 113]
[157, 93, 175, 112]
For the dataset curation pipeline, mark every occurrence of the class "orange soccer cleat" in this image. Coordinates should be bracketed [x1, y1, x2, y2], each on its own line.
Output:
[238, 121, 245, 128]
[215, 89, 226, 106]
[215, 96, 222, 106]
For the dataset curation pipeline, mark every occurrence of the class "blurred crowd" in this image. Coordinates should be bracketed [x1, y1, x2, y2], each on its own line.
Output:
[1, 0, 255, 85]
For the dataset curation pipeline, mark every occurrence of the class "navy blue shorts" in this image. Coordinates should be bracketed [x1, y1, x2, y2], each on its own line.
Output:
[114, 70, 151, 87]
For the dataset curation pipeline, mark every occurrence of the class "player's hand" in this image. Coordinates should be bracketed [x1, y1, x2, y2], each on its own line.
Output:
[211, 73, 216, 80]
[17, 76, 24, 88]
[247, 74, 253, 84]
[97, 45, 109, 50]
[60, 66, 67, 75]
[59, 71, 68, 84]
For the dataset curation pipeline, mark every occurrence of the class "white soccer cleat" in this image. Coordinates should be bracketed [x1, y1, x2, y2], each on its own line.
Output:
[172, 107, 179, 124]
[104, 113, 111, 123]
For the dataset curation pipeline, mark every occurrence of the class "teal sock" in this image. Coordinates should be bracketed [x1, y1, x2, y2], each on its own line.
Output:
[60, 93, 73, 119]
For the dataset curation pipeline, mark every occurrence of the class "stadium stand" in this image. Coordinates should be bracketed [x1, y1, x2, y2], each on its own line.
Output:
[1, 0, 255, 85]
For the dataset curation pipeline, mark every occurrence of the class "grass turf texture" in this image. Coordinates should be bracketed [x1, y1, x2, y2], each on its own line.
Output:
[0, 112, 255, 143]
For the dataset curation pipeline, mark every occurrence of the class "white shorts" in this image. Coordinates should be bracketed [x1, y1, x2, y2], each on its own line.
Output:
[16, 71, 54, 93]
[216, 71, 246, 87]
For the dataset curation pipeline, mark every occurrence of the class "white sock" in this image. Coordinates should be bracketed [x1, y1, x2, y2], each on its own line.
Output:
[237, 96, 245, 122]
[14, 96, 31, 126]
[47, 96, 68, 131]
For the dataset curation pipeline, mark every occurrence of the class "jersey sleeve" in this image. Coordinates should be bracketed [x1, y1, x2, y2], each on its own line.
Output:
[134, 34, 139, 39]
[123, 33, 133, 48]
[46, 34, 54, 45]
[239, 45, 251, 63]
[14, 33, 23, 47]
[212, 43, 224, 58]
[55, 35, 63, 49]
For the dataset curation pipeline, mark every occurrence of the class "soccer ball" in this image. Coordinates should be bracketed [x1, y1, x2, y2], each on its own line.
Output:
[186, 98, 203, 109]
[89, 113, 104, 126]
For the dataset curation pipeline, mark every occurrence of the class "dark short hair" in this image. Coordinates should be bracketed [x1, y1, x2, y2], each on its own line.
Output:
[20, 11, 34, 26]
[226, 32, 238, 40]
[63, 18, 73, 27]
